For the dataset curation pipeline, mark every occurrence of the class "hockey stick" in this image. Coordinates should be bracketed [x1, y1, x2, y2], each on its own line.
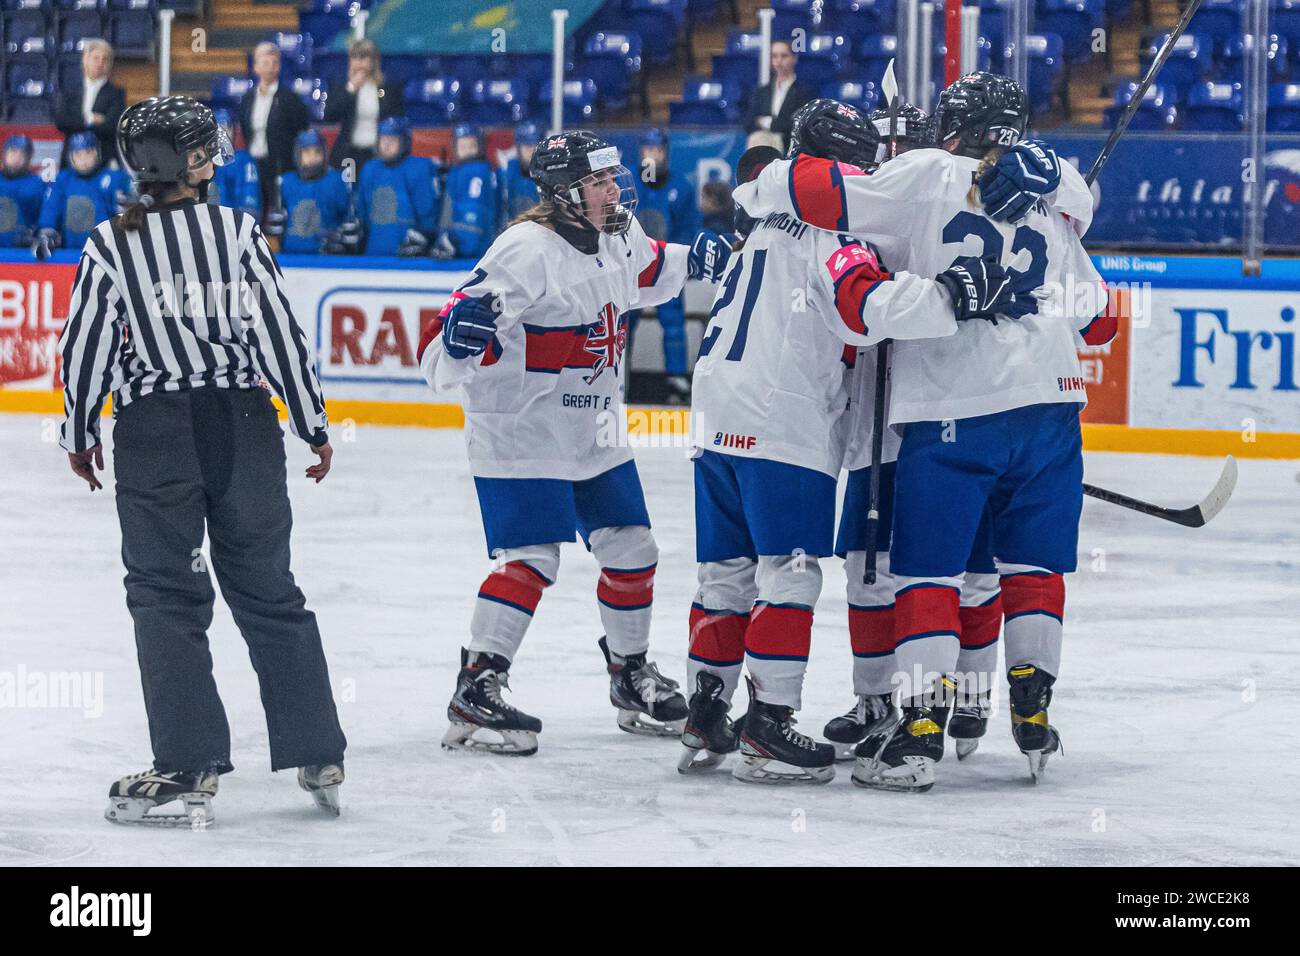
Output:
[1085, 0, 1205, 187]
[1083, 455, 1237, 528]
[862, 60, 901, 586]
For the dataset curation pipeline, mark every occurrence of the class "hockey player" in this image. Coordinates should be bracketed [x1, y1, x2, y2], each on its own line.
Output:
[356, 117, 440, 257]
[268, 129, 350, 255]
[753, 74, 1112, 789]
[438, 124, 498, 259]
[680, 100, 1019, 784]
[501, 119, 540, 221]
[0, 135, 46, 248]
[628, 128, 698, 402]
[34, 132, 130, 259]
[207, 109, 261, 218]
[417, 130, 732, 756]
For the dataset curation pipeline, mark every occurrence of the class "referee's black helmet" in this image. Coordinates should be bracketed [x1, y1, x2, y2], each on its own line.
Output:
[117, 95, 234, 184]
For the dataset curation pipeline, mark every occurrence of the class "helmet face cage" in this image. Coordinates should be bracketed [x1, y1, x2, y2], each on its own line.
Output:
[190, 126, 234, 171]
[558, 164, 639, 237]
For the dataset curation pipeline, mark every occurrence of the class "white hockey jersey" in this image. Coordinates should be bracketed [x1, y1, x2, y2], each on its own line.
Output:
[734, 151, 1113, 426]
[418, 216, 688, 480]
[689, 208, 957, 478]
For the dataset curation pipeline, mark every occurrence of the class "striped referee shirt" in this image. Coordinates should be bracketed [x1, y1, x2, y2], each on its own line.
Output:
[57, 198, 328, 453]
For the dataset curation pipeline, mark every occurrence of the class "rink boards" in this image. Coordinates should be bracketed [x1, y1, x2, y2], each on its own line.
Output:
[1, 251, 1297, 458]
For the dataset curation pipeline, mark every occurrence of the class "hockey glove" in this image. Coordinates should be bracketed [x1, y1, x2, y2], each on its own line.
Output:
[937, 255, 1013, 322]
[443, 292, 500, 359]
[687, 229, 733, 282]
[32, 228, 60, 261]
[264, 206, 288, 238]
[338, 219, 364, 253]
[978, 140, 1062, 224]
[431, 234, 458, 261]
[398, 228, 432, 258]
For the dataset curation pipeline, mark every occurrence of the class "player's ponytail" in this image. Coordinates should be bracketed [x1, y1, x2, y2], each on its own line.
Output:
[116, 183, 173, 231]
[509, 200, 557, 229]
[966, 146, 1007, 208]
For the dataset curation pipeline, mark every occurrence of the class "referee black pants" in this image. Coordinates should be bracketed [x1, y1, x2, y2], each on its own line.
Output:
[112, 387, 346, 774]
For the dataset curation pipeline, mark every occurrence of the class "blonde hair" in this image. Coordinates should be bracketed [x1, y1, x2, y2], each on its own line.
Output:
[253, 41, 280, 62]
[509, 201, 556, 228]
[82, 39, 114, 71]
[966, 145, 1007, 207]
[348, 38, 384, 87]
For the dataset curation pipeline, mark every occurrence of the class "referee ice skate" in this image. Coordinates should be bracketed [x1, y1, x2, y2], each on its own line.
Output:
[56, 95, 347, 826]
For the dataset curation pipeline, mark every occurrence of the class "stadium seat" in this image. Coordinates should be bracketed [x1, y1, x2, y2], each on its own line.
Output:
[538, 76, 599, 124]
[1036, 0, 1100, 64]
[299, 0, 355, 49]
[1184, 81, 1245, 130]
[405, 76, 460, 125]
[1221, 33, 1289, 85]
[711, 29, 762, 92]
[3, 10, 48, 55]
[1104, 81, 1178, 130]
[858, 33, 898, 86]
[1024, 33, 1065, 113]
[580, 31, 642, 111]
[210, 75, 253, 113]
[312, 49, 348, 89]
[979, 0, 1012, 58]
[795, 33, 849, 90]
[822, 0, 895, 45]
[267, 30, 312, 78]
[56, 0, 104, 11]
[1105, 0, 1132, 19]
[381, 53, 442, 88]
[112, 11, 157, 59]
[56, 52, 86, 88]
[770, 0, 814, 42]
[821, 79, 880, 113]
[465, 77, 530, 124]
[1140, 32, 1212, 103]
[289, 76, 327, 121]
[6, 56, 49, 89]
[158, 0, 203, 14]
[57, 10, 102, 54]
[1189, 0, 1244, 54]
[1275, 0, 1300, 48]
[1266, 81, 1300, 130]
[625, 0, 684, 66]
[668, 75, 739, 124]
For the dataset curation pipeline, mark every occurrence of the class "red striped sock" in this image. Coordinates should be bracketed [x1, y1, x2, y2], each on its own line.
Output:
[477, 561, 550, 616]
[597, 565, 655, 612]
[746, 602, 813, 661]
[688, 603, 747, 666]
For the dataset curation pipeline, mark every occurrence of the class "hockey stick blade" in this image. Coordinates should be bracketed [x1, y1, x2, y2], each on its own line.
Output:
[1083, 456, 1237, 528]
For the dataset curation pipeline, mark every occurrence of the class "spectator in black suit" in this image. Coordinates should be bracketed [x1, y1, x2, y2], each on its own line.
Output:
[323, 39, 405, 174]
[742, 40, 816, 149]
[239, 41, 312, 214]
[54, 40, 126, 167]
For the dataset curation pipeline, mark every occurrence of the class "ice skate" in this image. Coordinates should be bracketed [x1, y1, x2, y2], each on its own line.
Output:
[104, 769, 218, 828]
[733, 678, 835, 785]
[298, 763, 344, 816]
[443, 648, 542, 756]
[599, 636, 689, 737]
[823, 693, 898, 761]
[851, 702, 945, 793]
[678, 671, 740, 772]
[1008, 664, 1062, 782]
[949, 690, 992, 760]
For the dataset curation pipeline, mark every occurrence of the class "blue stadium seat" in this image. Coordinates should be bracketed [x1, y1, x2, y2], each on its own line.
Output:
[299, 0, 354, 49]
[1189, 0, 1243, 53]
[1267, 81, 1300, 130]
[770, 0, 814, 42]
[1221, 33, 1288, 84]
[538, 76, 599, 124]
[382, 53, 441, 88]
[796, 33, 849, 90]
[210, 75, 253, 113]
[405, 76, 460, 125]
[493, 50, 572, 85]
[111, 7, 156, 58]
[7, 56, 49, 88]
[580, 31, 642, 110]
[668, 75, 739, 124]
[1024, 33, 1065, 113]
[1036, 0, 1100, 64]
[267, 30, 312, 78]
[822, 0, 895, 45]
[57, 52, 86, 88]
[465, 77, 530, 124]
[1104, 82, 1178, 130]
[8, 82, 55, 123]
[57, 10, 101, 54]
[979, 0, 1012, 58]
[290, 75, 326, 120]
[858, 33, 897, 84]
[1105, 0, 1132, 19]
[1184, 81, 1244, 130]
[3, 10, 48, 54]
[1140, 32, 1212, 103]
[1275, 0, 1300, 48]
[312, 49, 348, 88]
[56, 0, 104, 11]
[711, 29, 762, 92]
[625, 0, 683, 65]
[821, 78, 880, 113]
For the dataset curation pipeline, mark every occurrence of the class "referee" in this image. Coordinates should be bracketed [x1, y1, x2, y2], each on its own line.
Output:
[57, 96, 347, 826]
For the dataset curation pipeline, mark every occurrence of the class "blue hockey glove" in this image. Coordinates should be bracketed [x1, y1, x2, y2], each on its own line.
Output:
[978, 140, 1062, 223]
[687, 230, 733, 282]
[443, 292, 500, 359]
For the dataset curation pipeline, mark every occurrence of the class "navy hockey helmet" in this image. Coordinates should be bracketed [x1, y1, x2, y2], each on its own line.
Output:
[529, 129, 639, 236]
[118, 95, 233, 183]
[787, 98, 880, 170]
[869, 102, 933, 155]
[378, 116, 412, 162]
[294, 128, 328, 177]
[933, 72, 1029, 155]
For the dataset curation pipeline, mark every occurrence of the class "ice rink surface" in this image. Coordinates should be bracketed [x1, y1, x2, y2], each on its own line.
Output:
[2, 415, 1297, 867]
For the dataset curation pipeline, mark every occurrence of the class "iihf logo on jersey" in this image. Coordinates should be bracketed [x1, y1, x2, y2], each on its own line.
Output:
[582, 302, 626, 384]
